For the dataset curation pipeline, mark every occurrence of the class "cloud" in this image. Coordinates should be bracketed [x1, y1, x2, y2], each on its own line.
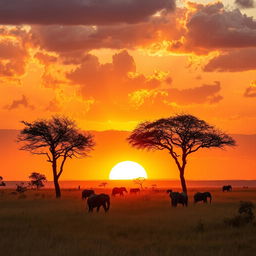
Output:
[204, 48, 256, 72]
[0, 28, 29, 78]
[235, 0, 255, 8]
[3, 95, 35, 110]
[0, 0, 175, 25]
[45, 98, 61, 112]
[165, 81, 223, 105]
[244, 81, 256, 97]
[35, 52, 57, 65]
[31, 11, 183, 53]
[66, 50, 170, 100]
[29, 2, 256, 57]
[168, 2, 256, 54]
[244, 87, 256, 97]
[130, 81, 223, 108]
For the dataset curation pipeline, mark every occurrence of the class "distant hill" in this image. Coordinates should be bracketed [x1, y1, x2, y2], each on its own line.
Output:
[0, 129, 255, 180]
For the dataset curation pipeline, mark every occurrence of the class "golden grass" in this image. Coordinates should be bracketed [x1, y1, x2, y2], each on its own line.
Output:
[0, 188, 256, 256]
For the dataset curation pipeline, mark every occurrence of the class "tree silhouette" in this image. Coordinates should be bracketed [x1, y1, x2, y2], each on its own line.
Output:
[99, 182, 108, 188]
[29, 172, 47, 190]
[128, 114, 235, 193]
[18, 116, 94, 198]
[133, 177, 146, 189]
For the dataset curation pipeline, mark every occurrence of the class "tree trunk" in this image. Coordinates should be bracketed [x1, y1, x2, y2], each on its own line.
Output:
[179, 170, 187, 194]
[52, 158, 61, 198]
[54, 178, 61, 198]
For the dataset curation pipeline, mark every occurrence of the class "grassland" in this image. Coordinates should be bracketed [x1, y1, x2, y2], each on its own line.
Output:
[0, 188, 256, 256]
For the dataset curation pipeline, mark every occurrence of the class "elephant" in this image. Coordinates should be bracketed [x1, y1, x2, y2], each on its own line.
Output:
[87, 193, 110, 213]
[167, 190, 188, 207]
[194, 192, 212, 204]
[112, 187, 127, 196]
[130, 188, 140, 194]
[81, 189, 95, 199]
[222, 185, 232, 192]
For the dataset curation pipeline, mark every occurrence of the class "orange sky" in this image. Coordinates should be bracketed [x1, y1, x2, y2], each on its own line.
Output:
[0, 0, 255, 180]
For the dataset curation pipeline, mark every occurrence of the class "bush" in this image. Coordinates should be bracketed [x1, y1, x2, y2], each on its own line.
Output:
[238, 201, 254, 222]
[224, 201, 254, 227]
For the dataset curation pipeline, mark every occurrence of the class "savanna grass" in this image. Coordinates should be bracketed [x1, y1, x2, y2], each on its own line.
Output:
[0, 188, 255, 256]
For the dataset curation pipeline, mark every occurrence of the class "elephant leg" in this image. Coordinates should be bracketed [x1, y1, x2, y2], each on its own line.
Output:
[97, 205, 100, 212]
[103, 203, 107, 212]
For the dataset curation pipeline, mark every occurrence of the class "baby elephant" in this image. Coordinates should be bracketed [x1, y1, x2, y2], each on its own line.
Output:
[87, 193, 110, 213]
[194, 192, 212, 204]
[167, 190, 188, 207]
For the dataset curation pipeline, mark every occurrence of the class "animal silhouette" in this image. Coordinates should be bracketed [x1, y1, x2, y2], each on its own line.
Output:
[81, 189, 95, 199]
[222, 185, 232, 192]
[167, 190, 188, 207]
[130, 188, 140, 194]
[87, 193, 110, 213]
[194, 192, 212, 204]
[112, 187, 127, 196]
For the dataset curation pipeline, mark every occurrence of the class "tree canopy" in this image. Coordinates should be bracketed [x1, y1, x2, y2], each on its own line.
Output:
[128, 114, 236, 192]
[18, 116, 95, 197]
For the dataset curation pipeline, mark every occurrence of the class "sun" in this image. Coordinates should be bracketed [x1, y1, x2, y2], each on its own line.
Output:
[109, 161, 148, 180]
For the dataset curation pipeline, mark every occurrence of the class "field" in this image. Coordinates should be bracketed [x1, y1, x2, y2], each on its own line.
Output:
[0, 188, 256, 256]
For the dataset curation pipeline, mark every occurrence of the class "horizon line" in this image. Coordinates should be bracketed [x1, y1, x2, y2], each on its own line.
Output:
[4, 179, 256, 182]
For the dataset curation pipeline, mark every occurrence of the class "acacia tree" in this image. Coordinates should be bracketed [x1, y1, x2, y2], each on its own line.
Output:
[133, 177, 146, 189]
[99, 182, 108, 188]
[128, 114, 236, 193]
[29, 172, 47, 190]
[18, 116, 94, 198]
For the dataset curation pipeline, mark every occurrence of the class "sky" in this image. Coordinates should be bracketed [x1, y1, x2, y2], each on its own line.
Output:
[0, 0, 255, 181]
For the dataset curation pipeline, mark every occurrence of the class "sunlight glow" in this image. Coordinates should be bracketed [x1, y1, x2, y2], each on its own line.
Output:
[109, 161, 148, 180]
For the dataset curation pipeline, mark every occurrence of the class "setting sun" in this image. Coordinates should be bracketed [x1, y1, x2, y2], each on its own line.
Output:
[109, 161, 148, 180]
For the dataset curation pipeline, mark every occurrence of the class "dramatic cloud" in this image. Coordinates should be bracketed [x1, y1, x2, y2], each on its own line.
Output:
[3, 95, 35, 110]
[0, 0, 175, 25]
[67, 50, 170, 101]
[168, 2, 256, 53]
[31, 11, 183, 53]
[187, 3, 256, 49]
[130, 81, 223, 110]
[204, 48, 256, 72]
[27, 2, 256, 57]
[166, 81, 223, 105]
[235, 0, 255, 8]
[0, 27, 30, 78]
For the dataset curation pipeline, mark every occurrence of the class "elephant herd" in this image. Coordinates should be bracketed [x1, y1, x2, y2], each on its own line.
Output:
[81, 185, 233, 212]
[166, 190, 212, 207]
